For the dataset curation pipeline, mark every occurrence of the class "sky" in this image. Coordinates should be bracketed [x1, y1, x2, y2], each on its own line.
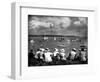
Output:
[28, 15, 88, 37]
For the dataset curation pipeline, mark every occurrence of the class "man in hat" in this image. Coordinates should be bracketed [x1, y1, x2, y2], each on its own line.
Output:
[35, 48, 44, 60]
[60, 49, 66, 61]
[69, 48, 77, 61]
[52, 48, 59, 64]
[53, 48, 59, 57]
[79, 48, 87, 62]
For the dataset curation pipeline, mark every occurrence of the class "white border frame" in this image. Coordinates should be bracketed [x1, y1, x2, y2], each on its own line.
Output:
[11, 2, 97, 80]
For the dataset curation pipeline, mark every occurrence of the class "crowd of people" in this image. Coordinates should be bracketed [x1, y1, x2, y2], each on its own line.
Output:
[28, 46, 88, 66]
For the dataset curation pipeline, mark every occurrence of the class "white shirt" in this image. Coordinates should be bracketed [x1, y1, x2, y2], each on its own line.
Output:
[81, 51, 86, 61]
[70, 51, 76, 60]
[35, 51, 44, 59]
[35, 51, 41, 59]
[60, 52, 66, 60]
[53, 51, 59, 57]
[44, 52, 53, 62]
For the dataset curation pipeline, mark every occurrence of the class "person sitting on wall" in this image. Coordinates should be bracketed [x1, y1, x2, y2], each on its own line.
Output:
[68, 48, 77, 61]
[28, 49, 37, 66]
[39, 48, 45, 60]
[60, 49, 66, 61]
[79, 48, 87, 63]
[35, 49, 40, 59]
[28, 50, 34, 66]
[59, 49, 66, 64]
[53, 48, 59, 57]
[44, 48, 53, 64]
[52, 48, 59, 64]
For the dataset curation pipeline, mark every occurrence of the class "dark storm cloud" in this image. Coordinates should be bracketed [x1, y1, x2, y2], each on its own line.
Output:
[28, 15, 88, 37]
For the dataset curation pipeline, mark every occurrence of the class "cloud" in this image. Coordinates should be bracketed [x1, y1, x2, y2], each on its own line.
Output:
[73, 17, 87, 26]
[73, 21, 82, 26]
[28, 16, 71, 30]
[28, 16, 87, 37]
[60, 17, 71, 28]
[28, 20, 54, 30]
[78, 17, 87, 24]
